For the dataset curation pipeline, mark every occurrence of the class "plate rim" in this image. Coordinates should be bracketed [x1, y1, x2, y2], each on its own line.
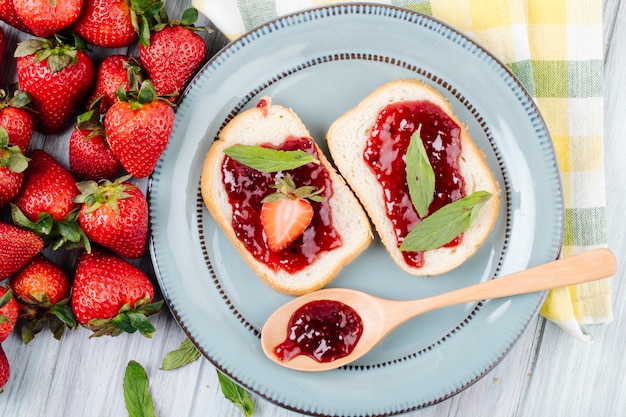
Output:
[148, 3, 565, 416]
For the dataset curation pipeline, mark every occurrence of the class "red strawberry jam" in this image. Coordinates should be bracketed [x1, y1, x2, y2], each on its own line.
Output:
[222, 137, 342, 273]
[274, 299, 363, 363]
[363, 101, 466, 267]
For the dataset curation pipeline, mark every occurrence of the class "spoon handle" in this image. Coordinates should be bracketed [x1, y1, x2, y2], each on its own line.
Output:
[399, 248, 616, 319]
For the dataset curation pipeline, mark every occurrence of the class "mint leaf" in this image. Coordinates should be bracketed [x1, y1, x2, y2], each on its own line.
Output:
[123, 360, 155, 417]
[400, 191, 492, 251]
[217, 370, 255, 417]
[406, 126, 435, 218]
[161, 338, 201, 370]
[224, 145, 318, 172]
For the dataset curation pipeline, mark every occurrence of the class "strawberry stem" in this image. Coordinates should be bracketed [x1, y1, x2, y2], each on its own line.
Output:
[74, 175, 135, 214]
[128, 0, 166, 46]
[261, 174, 326, 204]
[0, 130, 30, 173]
[10, 204, 90, 252]
[17, 293, 77, 344]
[14, 34, 90, 73]
[0, 88, 33, 111]
[86, 298, 163, 338]
[116, 79, 174, 108]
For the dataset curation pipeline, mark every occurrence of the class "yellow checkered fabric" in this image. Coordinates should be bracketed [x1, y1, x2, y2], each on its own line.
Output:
[192, 0, 611, 342]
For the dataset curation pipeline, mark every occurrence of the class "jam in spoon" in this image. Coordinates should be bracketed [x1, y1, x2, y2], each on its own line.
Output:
[261, 248, 616, 372]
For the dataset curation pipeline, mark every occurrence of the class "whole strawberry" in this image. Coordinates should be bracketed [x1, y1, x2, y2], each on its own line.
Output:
[85, 55, 143, 113]
[69, 109, 122, 180]
[0, 287, 19, 343]
[0, 344, 9, 390]
[15, 35, 95, 134]
[71, 248, 162, 337]
[13, 0, 82, 38]
[12, 149, 87, 249]
[139, 8, 207, 102]
[0, 1, 33, 34]
[0, 128, 30, 209]
[0, 163, 24, 210]
[104, 79, 174, 177]
[13, 149, 79, 222]
[10, 254, 70, 304]
[0, 89, 35, 153]
[9, 254, 76, 343]
[72, 0, 136, 47]
[0, 221, 44, 280]
[75, 176, 148, 258]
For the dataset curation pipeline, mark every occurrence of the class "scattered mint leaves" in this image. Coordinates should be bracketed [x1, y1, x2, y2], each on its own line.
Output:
[217, 370, 255, 417]
[405, 126, 435, 218]
[400, 191, 492, 251]
[160, 338, 201, 370]
[224, 145, 318, 173]
[159, 339, 254, 416]
[123, 360, 155, 417]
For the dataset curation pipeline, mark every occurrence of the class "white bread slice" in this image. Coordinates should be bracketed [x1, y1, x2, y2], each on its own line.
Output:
[327, 79, 500, 276]
[201, 98, 372, 295]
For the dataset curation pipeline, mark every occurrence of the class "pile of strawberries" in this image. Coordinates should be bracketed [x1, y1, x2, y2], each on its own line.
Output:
[0, 0, 209, 390]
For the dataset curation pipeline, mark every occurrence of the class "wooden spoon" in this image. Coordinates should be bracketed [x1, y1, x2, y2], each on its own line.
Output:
[261, 248, 616, 372]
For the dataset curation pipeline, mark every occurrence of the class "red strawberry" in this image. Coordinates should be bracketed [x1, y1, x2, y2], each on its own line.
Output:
[104, 79, 174, 177]
[71, 248, 162, 337]
[260, 174, 324, 252]
[9, 254, 76, 343]
[0, 164, 24, 210]
[85, 55, 143, 113]
[72, 0, 137, 47]
[0, 89, 35, 153]
[14, 149, 79, 222]
[0, 287, 19, 343]
[0, 221, 44, 280]
[0, 344, 9, 390]
[0, 1, 33, 34]
[139, 8, 207, 102]
[0, 128, 30, 209]
[75, 176, 148, 258]
[13, 0, 82, 38]
[10, 254, 70, 304]
[12, 149, 87, 250]
[14, 35, 95, 134]
[69, 110, 122, 180]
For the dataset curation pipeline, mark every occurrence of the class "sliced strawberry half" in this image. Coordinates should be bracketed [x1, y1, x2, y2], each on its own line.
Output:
[260, 174, 324, 252]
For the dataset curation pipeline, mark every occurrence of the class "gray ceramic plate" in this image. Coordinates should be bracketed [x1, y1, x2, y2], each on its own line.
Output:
[149, 4, 563, 416]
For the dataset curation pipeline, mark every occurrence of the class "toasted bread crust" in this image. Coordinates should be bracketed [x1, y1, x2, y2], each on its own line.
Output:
[327, 79, 500, 276]
[201, 99, 372, 295]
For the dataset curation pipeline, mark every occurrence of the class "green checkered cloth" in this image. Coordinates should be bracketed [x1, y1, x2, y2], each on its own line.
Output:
[193, 0, 611, 342]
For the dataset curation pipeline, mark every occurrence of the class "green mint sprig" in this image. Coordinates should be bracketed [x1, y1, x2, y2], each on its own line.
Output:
[406, 126, 435, 218]
[400, 190, 492, 252]
[224, 144, 318, 173]
[160, 338, 255, 416]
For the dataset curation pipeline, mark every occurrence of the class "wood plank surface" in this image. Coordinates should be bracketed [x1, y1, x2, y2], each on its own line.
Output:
[0, 1, 623, 416]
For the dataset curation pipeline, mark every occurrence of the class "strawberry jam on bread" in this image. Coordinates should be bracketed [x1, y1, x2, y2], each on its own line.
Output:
[327, 79, 500, 276]
[201, 98, 372, 295]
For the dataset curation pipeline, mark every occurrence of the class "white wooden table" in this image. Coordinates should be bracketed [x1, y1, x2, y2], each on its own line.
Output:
[1, 1, 624, 416]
